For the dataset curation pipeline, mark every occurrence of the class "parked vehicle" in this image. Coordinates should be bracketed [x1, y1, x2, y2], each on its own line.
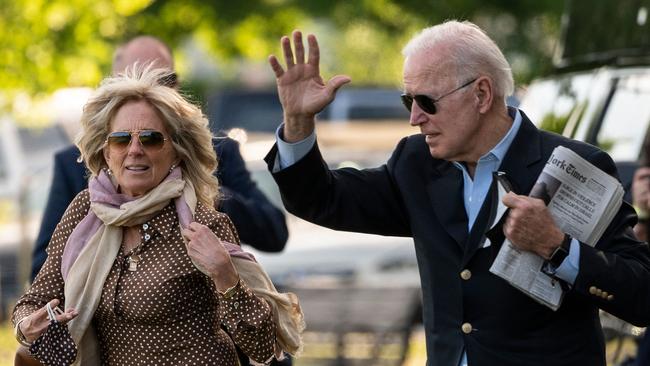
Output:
[518, 1, 650, 359]
[520, 0, 650, 201]
[520, 66, 650, 201]
[0, 119, 70, 318]
[206, 88, 409, 134]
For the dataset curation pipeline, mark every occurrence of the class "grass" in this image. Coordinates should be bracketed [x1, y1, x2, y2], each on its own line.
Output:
[0, 321, 639, 366]
[0, 322, 16, 366]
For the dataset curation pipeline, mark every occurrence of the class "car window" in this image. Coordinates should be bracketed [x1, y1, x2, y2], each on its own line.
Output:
[320, 89, 409, 121]
[596, 74, 650, 161]
[207, 91, 283, 133]
[520, 73, 596, 134]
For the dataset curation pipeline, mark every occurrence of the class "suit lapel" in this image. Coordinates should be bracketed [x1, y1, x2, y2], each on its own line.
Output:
[498, 114, 545, 196]
[462, 114, 545, 262]
[426, 161, 468, 250]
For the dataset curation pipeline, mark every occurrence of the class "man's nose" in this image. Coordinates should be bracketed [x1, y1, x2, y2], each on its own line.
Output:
[409, 102, 428, 127]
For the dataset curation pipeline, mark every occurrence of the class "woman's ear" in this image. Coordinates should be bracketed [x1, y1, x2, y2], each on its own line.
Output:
[103, 146, 110, 165]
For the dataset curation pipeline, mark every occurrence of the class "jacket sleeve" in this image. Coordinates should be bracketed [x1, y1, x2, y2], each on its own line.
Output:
[572, 149, 650, 326]
[14, 191, 91, 325]
[264, 138, 411, 237]
[215, 137, 288, 252]
[31, 150, 86, 281]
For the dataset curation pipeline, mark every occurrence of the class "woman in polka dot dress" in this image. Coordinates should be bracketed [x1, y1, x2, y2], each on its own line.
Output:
[12, 66, 302, 365]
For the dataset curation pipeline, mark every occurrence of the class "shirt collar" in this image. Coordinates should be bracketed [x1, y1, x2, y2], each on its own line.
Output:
[489, 107, 522, 163]
[146, 202, 178, 240]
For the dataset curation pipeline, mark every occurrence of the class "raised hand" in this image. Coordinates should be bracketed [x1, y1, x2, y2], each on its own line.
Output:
[268, 30, 351, 142]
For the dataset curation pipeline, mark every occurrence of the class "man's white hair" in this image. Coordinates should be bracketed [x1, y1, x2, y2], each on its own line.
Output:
[402, 20, 514, 102]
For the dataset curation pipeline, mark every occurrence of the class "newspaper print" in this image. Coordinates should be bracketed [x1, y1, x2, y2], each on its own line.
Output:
[490, 146, 623, 310]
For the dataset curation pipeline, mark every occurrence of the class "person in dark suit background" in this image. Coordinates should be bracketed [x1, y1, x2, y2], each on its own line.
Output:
[264, 21, 650, 366]
[631, 162, 650, 366]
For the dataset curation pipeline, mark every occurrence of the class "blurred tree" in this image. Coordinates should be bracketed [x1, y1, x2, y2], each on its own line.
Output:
[0, 0, 563, 121]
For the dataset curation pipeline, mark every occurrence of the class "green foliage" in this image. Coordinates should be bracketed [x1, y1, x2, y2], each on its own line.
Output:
[539, 112, 570, 134]
[0, 0, 563, 123]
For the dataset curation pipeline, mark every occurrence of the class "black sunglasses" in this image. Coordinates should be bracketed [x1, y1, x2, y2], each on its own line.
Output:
[401, 78, 477, 115]
[105, 130, 168, 151]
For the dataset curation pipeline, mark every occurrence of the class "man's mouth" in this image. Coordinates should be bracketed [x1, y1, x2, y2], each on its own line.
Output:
[425, 133, 440, 141]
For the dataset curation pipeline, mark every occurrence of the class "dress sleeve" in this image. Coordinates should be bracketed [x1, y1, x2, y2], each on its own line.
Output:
[12, 190, 91, 326]
[202, 206, 276, 363]
[217, 279, 276, 363]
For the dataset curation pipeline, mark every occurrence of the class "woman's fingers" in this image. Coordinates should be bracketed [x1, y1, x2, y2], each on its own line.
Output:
[55, 308, 79, 323]
[21, 299, 69, 341]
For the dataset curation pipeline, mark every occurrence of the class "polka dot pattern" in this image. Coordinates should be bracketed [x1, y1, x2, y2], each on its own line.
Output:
[13, 189, 276, 365]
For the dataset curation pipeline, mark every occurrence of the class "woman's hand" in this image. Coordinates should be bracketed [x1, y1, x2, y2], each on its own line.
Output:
[19, 299, 78, 342]
[181, 222, 239, 292]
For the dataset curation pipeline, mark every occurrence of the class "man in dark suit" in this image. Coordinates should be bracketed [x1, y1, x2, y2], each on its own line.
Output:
[32, 35, 288, 277]
[264, 22, 650, 365]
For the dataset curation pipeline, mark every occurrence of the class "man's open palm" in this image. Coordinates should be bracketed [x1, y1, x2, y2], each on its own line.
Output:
[268, 31, 350, 141]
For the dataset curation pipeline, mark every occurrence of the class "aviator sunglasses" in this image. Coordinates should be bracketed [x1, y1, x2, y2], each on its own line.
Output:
[401, 78, 477, 115]
[105, 130, 168, 152]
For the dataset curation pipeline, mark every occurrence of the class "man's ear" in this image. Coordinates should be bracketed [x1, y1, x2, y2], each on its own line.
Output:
[475, 76, 494, 114]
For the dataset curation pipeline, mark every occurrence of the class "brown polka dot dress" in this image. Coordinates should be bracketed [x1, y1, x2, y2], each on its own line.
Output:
[13, 190, 276, 365]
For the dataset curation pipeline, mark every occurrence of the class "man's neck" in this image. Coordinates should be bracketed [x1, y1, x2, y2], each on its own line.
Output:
[463, 106, 514, 179]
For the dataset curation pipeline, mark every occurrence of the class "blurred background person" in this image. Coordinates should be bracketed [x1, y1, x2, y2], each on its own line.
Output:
[31, 35, 288, 278]
[631, 150, 650, 366]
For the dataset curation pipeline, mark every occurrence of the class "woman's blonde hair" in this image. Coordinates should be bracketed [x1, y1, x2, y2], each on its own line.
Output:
[76, 65, 219, 206]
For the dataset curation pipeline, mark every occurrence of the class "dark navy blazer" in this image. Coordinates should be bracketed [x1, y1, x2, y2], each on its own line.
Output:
[266, 111, 650, 366]
[31, 137, 288, 280]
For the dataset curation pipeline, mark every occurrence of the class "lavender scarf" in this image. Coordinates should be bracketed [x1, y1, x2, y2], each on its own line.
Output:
[61, 167, 254, 279]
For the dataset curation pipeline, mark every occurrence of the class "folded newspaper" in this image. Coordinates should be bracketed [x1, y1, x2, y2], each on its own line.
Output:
[489, 146, 624, 310]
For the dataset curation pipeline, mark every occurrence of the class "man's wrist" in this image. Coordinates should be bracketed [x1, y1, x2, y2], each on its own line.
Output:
[283, 115, 315, 143]
[547, 233, 572, 269]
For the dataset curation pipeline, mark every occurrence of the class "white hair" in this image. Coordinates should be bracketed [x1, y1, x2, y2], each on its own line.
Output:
[402, 20, 514, 102]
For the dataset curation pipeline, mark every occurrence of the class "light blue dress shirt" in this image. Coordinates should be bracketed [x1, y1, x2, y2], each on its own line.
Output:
[274, 109, 580, 366]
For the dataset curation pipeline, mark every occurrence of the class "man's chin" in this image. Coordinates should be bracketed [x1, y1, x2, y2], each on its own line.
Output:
[427, 145, 446, 160]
